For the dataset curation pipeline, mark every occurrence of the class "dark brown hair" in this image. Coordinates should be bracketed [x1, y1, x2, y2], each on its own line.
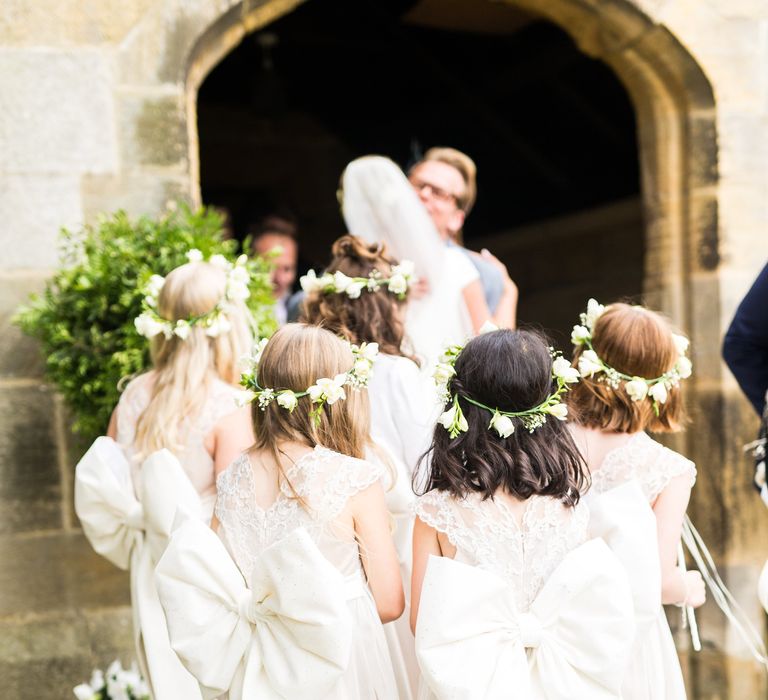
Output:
[415, 329, 588, 506]
[568, 303, 687, 433]
[301, 235, 417, 362]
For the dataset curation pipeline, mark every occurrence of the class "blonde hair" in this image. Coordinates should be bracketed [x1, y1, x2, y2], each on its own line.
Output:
[422, 146, 478, 214]
[133, 262, 252, 457]
[568, 303, 687, 433]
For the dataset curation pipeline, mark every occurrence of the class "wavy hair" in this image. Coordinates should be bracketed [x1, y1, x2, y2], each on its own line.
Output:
[301, 235, 417, 363]
[415, 329, 587, 506]
[133, 262, 252, 459]
[568, 303, 687, 433]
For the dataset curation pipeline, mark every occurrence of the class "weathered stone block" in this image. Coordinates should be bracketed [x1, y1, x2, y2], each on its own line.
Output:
[0, 174, 83, 270]
[0, 48, 117, 173]
[0, 384, 60, 533]
[81, 172, 191, 222]
[0, 532, 130, 616]
[0, 273, 47, 378]
[116, 92, 188, 169]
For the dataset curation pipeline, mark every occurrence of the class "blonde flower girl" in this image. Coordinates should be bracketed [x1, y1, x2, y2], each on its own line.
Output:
[568, 300, 705, 700]
[302, 234, 438, 699]
[76, 254, 255, 700]
[412, 328, 635, 699]
[156, 324, 403, 699]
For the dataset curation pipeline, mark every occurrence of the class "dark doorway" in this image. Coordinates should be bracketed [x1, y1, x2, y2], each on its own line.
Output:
[197, 0, 642, 341]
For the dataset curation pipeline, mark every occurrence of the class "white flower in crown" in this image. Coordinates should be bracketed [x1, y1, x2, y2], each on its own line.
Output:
[205, 314, 231, 337]
[234, 389, 257, 407]
[577, 349, 603, 378]
[353, 358, 373, 381]
[333, 271, 353, 293]
[346, 281, 365, 299]
[672, 333, 690, 356]
[387, 272, 408, 296]
[299, 269, 322, 293]
[552, 357, 580, 383]
[186, 249, 204, 263]
[584, 298, 605, 329]
[173, 320, 191, 340]
[135, 312, 165, 338]
[226, 278, 250, 301]
[89, 669, 104, 691]
[438, 403, 468, 434]
[625, 378, 649, 401]
[433, 362, 456, 385]
[648, 382, 668, 405]
[489, 411, 515, 438]
[209, 254, 229, 270]
[145, 274, 166, 301]
[356, 342, 379, 361]
[308, 374, 348, 404]
[676, 355, 693, 379]
[571, 325, 590, 345]
[546, 403, 569, 420]
[277, 390, 298, 412]
[479, 320, 499, 334]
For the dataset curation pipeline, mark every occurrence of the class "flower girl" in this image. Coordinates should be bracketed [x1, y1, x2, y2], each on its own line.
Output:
[302, 234, 438, 699]
[412, 328, 635, 699]
[76, 254, 256, 700]
[157, 324, 403, 699]
[568, 300, 705, 700]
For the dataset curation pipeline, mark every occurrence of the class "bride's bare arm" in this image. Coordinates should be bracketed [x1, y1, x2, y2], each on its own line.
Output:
[463, 277, 518, 333]
[352, 481, 405, 623]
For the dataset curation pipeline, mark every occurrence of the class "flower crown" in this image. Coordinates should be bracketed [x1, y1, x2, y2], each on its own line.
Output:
[571, 298, 692, 414]
[238, 338, 379, 425]
[433, 325, 580, 439]
[299, 260, 415, 300]
[134, 250, 250, 340]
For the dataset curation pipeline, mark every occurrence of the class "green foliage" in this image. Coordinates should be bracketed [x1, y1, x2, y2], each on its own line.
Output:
[15, 204, 276, 439]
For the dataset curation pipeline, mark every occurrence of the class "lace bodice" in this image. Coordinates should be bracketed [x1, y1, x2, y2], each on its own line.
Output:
[415, 491, 589, 612]
[215, 445, 383, 582]
[589, 432, 697, 504]
[115, 372, 241, 517]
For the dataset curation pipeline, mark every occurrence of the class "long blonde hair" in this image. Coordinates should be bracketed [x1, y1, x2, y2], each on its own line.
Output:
[252, 324, 370, 481]
[133, 262, 252, 457]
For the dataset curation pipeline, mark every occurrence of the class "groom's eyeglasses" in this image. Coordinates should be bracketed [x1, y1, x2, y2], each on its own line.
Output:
[409, 178, 460, 207]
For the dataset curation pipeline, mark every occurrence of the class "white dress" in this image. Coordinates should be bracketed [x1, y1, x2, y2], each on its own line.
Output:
[413, 490, 636, 699]
[588, 431, 697, 700]
[113, 371, 241, 699]
[367, 353, 439, 699]
[116, 371, 241, 522]
[214, 445, 399, 699]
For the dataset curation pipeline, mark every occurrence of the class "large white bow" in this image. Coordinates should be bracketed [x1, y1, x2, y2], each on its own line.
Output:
[74, 438, 202, 568]
[74, 437, 143, 569]
[588, 480, 662, 639]
[155, 518, 355, 700]
[416, 539, 634, 700]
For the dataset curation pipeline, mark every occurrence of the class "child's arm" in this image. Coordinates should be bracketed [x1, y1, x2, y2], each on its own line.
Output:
[411, 515, 443, 633]
[203, 406, 254, 478]
[352, 481, 405, 623]
[653, 473, 705, 607]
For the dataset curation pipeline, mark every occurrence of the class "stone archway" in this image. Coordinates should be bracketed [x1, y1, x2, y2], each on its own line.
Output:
[181, 2, 765, 695]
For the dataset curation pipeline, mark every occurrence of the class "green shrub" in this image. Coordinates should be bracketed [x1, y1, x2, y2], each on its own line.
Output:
[15, 204, 276, 439]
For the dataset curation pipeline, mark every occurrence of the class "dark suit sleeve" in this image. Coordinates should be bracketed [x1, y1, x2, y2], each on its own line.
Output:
[722, 262, 768, 415]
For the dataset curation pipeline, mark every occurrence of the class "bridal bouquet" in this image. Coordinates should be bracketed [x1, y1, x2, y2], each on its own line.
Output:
[73, 659, 149, 700]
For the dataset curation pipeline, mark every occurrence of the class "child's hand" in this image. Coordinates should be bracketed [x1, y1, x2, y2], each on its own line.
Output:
[683, 570, 706, 608]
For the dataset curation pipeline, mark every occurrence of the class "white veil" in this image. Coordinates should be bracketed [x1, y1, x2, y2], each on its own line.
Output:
[341, 155, 445, 289]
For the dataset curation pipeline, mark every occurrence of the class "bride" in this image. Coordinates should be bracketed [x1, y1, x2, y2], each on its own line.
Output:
[341, 154, 517, 364]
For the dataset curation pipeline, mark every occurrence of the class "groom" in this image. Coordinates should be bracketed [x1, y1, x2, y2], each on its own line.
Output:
[407, 147, 514, 313]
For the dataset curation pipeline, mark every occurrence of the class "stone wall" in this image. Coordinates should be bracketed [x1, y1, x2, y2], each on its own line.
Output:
[0, 0, 767, 697]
